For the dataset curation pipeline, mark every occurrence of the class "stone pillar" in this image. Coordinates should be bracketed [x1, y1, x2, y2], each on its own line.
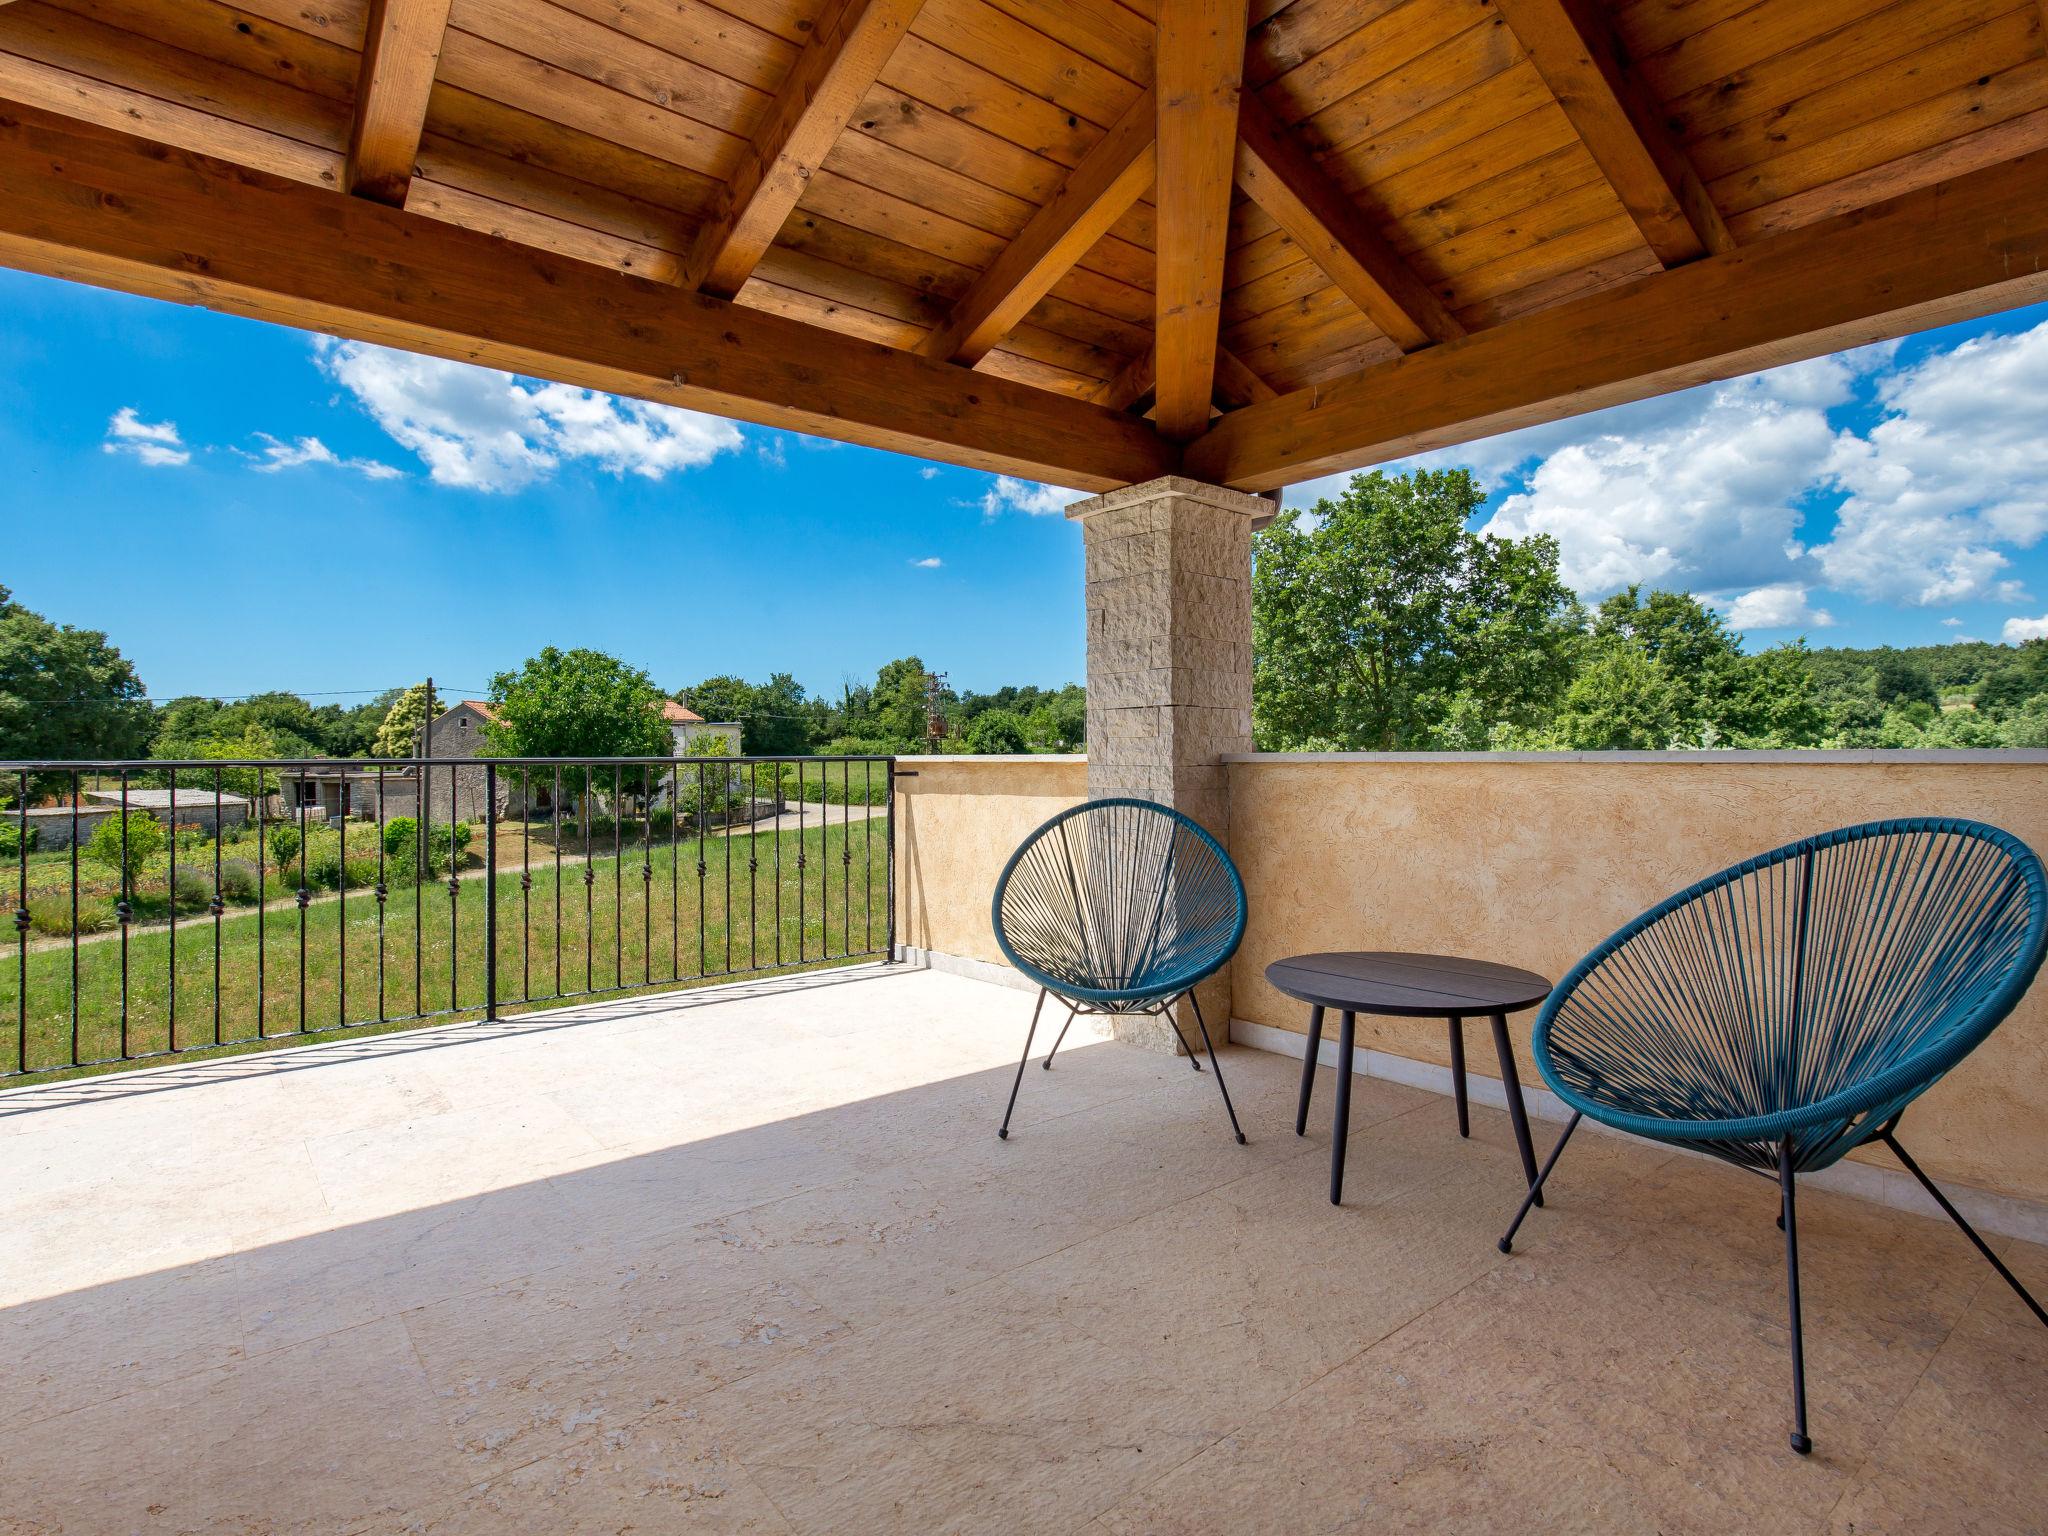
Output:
[1066, 475, 1266, 1054]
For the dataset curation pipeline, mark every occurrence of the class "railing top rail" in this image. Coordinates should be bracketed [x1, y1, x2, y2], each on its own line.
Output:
[0, 755, 896, 772]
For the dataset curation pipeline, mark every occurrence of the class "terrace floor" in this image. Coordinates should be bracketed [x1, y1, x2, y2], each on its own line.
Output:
[3, 967, 2042, 1534]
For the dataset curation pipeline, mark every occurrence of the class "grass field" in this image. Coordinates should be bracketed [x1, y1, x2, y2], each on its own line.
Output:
[0, 817, 889, 1084]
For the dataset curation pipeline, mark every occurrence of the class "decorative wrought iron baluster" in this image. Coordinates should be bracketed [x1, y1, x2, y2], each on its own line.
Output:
[211, 769, 224, 1045]
[118, 770, 132, 1058]
[375, 766, 388, 1023]
[297, 789, 310, 1035]
[13, 771, 27, 1074]
[167, 777, 177, 1049]
[642, 765, 652, 987]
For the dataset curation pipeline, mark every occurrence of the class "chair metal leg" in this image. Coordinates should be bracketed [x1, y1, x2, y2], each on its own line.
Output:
[1295, 1004, 1325, 1136]
[1489, 1011, 1543, 1206]
[1160, 998, 1204, 1071]
[997, 987, 1047, 1140]
[1779, 1137, 1812, 1456]
[1041, 1000, 1081, 1070]
[1186, 989, 1247, 1145]
[1499, 1111, 1580, 1253]
[1448, 1015, 1469, 1138]
[1883, 1131, 2048, 1329]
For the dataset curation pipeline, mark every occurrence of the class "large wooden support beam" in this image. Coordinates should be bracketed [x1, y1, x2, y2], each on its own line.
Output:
[344, 0, 453, 206]
[1234, 92, 1462, 351]
[0, 104, 1175, 490]
[920, 88, 1155, 367]
[680, 0, 923, 299]
[1492, 0, 1731, 266]
[1154, 0, 1250, 441]
[1183, 149, 2048, 490]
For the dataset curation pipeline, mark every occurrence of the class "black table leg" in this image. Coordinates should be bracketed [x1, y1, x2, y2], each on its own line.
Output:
[1295, 1004, 1325, 1136]
[1489, 1010, 1542, 1206]
[1330, 1010, 1356, 1205]
[1448, 1014, 1469, 1138]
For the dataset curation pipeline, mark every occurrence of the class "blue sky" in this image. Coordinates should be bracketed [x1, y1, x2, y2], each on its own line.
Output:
[3, 265, 2045, 706]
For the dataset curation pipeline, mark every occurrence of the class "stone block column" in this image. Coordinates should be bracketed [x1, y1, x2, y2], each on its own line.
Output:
[1066, 475, 1268, 1053]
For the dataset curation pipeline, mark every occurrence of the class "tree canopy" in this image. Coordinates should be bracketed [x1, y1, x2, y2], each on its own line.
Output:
[1251, 470, 1580, 750]
[484, 646, 672, 785]
[0, 584, 153, 791]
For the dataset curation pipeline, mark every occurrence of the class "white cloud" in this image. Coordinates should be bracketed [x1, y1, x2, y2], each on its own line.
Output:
[1941, 616, 1964, 627]
[1812, 320, 2048, 605]
[1723, 583, 1833, 631]
[2004, 613, 2048, 643]
[1476, 371, 1841, 596]
[910, 556, 943, 569]
[246, 432, 401, 480]
[919, 466, 941, 480]
[981, 475, 1082, 517]
[102, 407, 190, 467]
[316, 339, 743, 492]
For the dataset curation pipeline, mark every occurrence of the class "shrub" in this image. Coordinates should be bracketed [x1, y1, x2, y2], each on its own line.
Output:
[307, 846, 344, 889]
[28, 894, 115, 935]
[86, 811, 166, 883]
[344, 854, 382, 890]
[267, 822, 302, 869]
[0, 822, 37, 858]
[383, 817, 418, 858]
[649, 808, 675, 839]
[217, 857, 261, 903]
[167, 865, 212, 914]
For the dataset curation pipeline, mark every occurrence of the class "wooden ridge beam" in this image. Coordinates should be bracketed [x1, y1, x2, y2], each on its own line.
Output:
[0, 103, 1176, 490]
[1234, 91, 1462, 351]
[1492, 0, 1732, 266]
[680, 0, 923, 299]
[1154, 0, 1250, 441]
[1183, 147, 2048, 490]
[345, 0, 453, 206]
[920, 88, 1156, 367]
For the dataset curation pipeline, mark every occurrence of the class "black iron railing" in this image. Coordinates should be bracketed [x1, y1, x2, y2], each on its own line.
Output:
[0, 755, 896, 1082]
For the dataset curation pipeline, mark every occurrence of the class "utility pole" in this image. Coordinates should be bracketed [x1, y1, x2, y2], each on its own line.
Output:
[923, 670, 949, 750]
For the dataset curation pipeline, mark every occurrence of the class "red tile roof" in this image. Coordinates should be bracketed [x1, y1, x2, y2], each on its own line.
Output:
[456, 700, 499, 723]
[661, 700, 704, 723]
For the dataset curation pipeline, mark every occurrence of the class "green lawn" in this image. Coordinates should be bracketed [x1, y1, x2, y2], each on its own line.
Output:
[0, 818, 889, 1084]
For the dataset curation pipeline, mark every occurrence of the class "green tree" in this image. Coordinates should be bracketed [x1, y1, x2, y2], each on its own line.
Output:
[1869, 650, 1939, 710]
[966, 708, 1029, 754]
[1251, 470, 1578, 749]
[1980, 639, 2048, 712]
[0, 585, 154, 792]
[484, 647, 671, 793]
[1547, 641, 1680, 750]
[373, 683, 434, 757]
[1593, 588, 1822, 746]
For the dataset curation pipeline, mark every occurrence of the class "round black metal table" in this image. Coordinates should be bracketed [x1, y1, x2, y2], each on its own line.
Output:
[1266, 951, 1553, 1206]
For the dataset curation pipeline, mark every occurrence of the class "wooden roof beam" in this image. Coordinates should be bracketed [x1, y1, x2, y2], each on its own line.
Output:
[680, 0, 924, 299]
[1492, 0, 1732, 266]
[1212, 347, 1277, 409]
[1183, 146, 2048, 490]
[1094, 343, 1270, 415]
[1096, 344, 1155, 412]
[1154, 0, 1251, 441]
[0, 104, 1175, 491]
[344, 0, 453, 206]
[920, 88, 1156, 367]
[1234, 91, 1463, 351]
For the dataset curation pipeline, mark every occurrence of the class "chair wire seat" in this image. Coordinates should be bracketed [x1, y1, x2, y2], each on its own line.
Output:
[1500, 816, 2048, 1455]
[992, 798, 1248, 1142]
[1534, 817, 2047, 1174]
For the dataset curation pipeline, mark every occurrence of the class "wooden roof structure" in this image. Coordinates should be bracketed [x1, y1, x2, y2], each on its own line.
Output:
[2, 0, 2045, 492]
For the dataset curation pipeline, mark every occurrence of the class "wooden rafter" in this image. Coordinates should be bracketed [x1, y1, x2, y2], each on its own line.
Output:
[1184, 147, 2048, 489]
[344, 0, 453, 206]
[1153, 0, 1251, 441]
[1491, 0, 1732, 267]
[1093, 342, 1271, 416]
[1095, 344, 1155, 412]
[1211, 346, 1277, 409]
[679, 0, 924, 300]
[1234, 91, 1463, 352]
[0, 105, 1173, 490]
[920, 88, 1156, 367]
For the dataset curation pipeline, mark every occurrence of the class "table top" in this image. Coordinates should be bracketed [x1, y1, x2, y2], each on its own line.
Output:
[1265, 951, 1552, 1016]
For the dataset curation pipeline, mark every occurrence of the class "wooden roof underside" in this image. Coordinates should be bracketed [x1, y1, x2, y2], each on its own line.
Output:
[1, 0, 2046, 490]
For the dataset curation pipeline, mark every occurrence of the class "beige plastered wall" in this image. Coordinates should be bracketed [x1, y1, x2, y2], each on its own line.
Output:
[892, 756, 1087, 968]
[1227, 751, 2048, 1205]
[891, 750, 2048, 1206]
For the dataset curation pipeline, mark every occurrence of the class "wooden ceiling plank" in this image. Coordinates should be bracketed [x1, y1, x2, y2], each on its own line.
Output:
[1184, 145, 2048, 490]
[680, 0, 926, 299]
[1492, 0, 1732, 265]
[1153, 0, 1249, 441]
[0, 103, 1175, 490]
[919, 85, 1155, 365]
[1233, 89, 1462, 351]
[345, 0, 452, 204]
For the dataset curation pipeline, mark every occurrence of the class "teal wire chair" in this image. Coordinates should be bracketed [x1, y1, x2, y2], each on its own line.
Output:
[1498, 818, 2048, 1455]
[993, 798, 1248, 1144]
